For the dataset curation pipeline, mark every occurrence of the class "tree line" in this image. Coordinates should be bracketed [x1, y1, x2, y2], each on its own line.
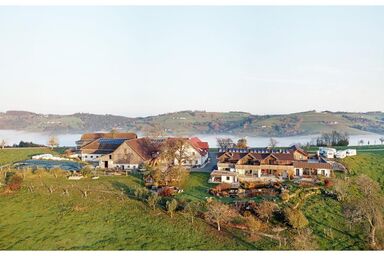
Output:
[315, 131, 350, 147]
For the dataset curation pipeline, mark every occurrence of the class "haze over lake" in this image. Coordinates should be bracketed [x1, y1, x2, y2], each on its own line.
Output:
[0, 130, 382, 147]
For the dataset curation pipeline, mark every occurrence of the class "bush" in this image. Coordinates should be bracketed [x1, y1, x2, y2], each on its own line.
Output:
[324, 179, 334, 188]
[147, 193, 159, 211]
[80, 168, 92, 177]
[166, 199, 178, 218]
[231, 216, 247, 225]
[158, 186, 176, 197]
[246, 216, 266, 234]
[283, 207, 308, 229]
[280, 191, 290, 202]
[7, 175, 23, 191]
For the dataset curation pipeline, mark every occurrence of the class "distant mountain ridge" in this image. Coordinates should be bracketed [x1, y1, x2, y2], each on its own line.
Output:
[1, 110, 384, 136]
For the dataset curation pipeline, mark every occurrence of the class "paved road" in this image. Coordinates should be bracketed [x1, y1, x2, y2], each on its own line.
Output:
[190, 152, 217, 173]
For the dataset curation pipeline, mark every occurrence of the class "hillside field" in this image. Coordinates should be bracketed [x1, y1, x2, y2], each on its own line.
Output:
[0, 147, 54, 166]
[0, 149, 383, 250]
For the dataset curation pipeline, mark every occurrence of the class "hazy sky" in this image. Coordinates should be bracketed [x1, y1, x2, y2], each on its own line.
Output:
[0, 6, 383, 117]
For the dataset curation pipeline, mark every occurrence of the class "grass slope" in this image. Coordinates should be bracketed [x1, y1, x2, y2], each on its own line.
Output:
[1, 150, 384, 250]
[340, 151, 384, 188]
[0, 148, 53, 166]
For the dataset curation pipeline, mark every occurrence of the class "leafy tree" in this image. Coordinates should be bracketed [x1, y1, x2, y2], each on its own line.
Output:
[236, 138, 248, 149]
[134, 187, 148, 201]
[184, 201, 201, 224]
[166, 199, 178, 218]
[147, 193, 159, 211]
[316, 131, 349, 146]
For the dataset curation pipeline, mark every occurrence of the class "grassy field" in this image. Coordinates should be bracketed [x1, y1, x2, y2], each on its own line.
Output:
[0, 173, 255, 250]
[1, 149, 384, 250]
[0, 147, 54, 166]
[302, 194, 366, 250]
[340, 151, 384, 188]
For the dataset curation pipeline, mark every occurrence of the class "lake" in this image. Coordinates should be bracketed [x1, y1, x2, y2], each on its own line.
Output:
[0, 130, 82, 147]
[0, 129, 382, 147]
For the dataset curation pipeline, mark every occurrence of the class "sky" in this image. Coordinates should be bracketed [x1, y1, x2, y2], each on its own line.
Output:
[0, 6, 383, 117]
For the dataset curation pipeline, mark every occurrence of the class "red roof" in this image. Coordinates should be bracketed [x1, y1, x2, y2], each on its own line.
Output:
[188, 137, 209, 156]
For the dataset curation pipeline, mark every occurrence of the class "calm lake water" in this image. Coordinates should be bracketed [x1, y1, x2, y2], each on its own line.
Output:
[0, 129, 382, 147]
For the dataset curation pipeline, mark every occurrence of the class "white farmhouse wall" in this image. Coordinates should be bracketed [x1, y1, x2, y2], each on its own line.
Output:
[81, 154, 103, 162]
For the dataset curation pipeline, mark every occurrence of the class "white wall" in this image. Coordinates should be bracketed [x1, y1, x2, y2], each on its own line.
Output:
[317, 169, 331, 177]
[81, 154, 103, 162]
[221, 175, 237, 183]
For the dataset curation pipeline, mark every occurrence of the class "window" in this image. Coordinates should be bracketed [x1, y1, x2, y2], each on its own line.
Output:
[226, 176, 230, 181]
[85, 155, 88, 158]
[109, 155, 112, 160]
[195, 160, 198, 164]
[192, 152, 195, 156]
[90, 155, 93, 158]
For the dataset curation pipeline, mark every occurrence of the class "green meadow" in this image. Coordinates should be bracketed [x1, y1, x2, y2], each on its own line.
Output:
[0, 148, 383, 250]
[0, 147, 53, 166]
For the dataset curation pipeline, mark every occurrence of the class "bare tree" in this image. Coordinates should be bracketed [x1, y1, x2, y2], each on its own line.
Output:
[347, 176, 384, 248]
[160, 138, 193, 167]
[335, 175, 384, 248]
[204, 200, 235, 231]
[269, 138, 278, 149]
[358, 139, 364, 146]
[47, 135, 59, 149]
[255, 201, 278, 223]
[0, 139, 6, 149]
[292, 228, 319, 250]
[380, 137, 384, 145]
[216, 137, 235, 149]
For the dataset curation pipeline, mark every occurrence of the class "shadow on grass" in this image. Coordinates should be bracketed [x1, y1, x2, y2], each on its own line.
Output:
[111, 181, 139, 200]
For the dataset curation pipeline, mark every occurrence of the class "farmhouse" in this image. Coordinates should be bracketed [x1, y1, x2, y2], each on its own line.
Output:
[99, 138, 156, 170]
[78, 133, 209, 170]
[79, 138, 127, 164]
[170, 137, 209, 167]
[209, 145, 332, 184]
